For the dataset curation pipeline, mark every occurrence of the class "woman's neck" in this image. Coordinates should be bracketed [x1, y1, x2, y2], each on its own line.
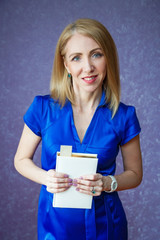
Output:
[73, 87, 102, 112]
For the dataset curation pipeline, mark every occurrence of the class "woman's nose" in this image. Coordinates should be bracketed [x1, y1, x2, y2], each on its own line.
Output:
[83, 58, 94, 73]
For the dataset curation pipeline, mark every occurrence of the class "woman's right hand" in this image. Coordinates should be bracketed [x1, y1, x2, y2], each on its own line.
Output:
[46, 169, 73, 193]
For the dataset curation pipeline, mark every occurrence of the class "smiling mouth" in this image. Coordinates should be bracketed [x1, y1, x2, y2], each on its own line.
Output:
[82, 75, 98, 82]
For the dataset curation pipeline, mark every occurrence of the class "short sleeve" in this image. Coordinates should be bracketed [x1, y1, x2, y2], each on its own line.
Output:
[23, 96, 42, 137]
[120, 106, 141, 146]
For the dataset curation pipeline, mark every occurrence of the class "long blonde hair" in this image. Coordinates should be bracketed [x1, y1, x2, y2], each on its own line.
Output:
[50, 18, 120, 117]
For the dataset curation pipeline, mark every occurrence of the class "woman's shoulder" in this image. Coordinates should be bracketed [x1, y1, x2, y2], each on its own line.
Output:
[110, 102, 138, 127]
[32, 95, 61, 107]
[33, 94, 53, 103]
[112, 102, 140, 130]
[103, 102, 141, 145]
[114, 102, 141, 145]
[102, 101, 139, 128]
[103, 102, 137, 120]
[117, 102, 136, 114]
[27, 95, 64, 119]
[99, 101, 141, 145]
[32, 95, 70, 117]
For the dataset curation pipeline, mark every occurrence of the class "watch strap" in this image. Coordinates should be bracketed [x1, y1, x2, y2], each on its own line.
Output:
[105, 175, 118, 193]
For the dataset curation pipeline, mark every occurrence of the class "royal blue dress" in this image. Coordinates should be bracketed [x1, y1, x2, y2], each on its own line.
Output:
[24, 91, 141, 240]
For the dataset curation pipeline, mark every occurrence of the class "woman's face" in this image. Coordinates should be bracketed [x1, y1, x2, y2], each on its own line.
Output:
[64, 33, 107, 95]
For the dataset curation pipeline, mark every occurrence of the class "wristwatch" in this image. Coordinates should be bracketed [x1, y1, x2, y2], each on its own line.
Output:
[105, 175, 118, 193]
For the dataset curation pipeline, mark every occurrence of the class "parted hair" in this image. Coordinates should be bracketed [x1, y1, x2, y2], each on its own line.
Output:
[50, 18, 120, 117]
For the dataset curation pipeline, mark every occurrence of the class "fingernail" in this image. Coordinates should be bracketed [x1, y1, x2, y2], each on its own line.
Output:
[69, 183, 73, 186]
[73, 183, 77, 186]
[64, 174, 69, 177]
[76, 188, 80, 191]
[73, 179, 77, 183]
[68, 179, 73, 182]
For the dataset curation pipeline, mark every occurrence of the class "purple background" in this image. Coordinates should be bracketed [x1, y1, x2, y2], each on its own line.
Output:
[0, 0, 159, 239]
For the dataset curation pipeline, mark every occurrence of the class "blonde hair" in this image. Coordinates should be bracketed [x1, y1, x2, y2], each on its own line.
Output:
[50, 18, 120, 117]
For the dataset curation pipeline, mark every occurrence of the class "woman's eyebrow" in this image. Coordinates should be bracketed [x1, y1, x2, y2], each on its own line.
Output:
[68, 48, 102, 58]
[69, 52, 82, 58]
[90, 48, 102, 54]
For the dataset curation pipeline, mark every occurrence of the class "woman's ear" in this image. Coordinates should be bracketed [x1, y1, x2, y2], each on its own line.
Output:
[63, 57, 70, 73]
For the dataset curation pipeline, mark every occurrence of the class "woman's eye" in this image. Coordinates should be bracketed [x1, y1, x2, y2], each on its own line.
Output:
[71, 56, 80, 61]
[92, 52, 103, 58]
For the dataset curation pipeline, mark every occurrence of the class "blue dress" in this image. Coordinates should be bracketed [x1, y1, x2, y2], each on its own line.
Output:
[24, 91, 141, 240]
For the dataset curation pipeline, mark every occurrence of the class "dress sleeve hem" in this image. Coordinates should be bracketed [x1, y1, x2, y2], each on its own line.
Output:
[120, 129, 141, 146]
[23, 116, 42, 137]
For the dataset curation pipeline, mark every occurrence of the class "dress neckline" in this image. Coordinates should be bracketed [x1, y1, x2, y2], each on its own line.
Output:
[68, 91, 106, 147]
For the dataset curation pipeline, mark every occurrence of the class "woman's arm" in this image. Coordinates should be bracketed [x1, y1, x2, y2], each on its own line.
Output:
[14, 124, 72, 191]
[73, 135, 143, 195]
[114, 134, 143, 191]
[103, 134, 143, 192]
[14, 124, 47, 185]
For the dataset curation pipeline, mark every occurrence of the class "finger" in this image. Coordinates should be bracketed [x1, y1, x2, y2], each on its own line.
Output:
[78, 173, 102, 181]
[47, 170, 69, 178]
[75, 179, 103, 187]
[48, 182, 72, 189]
[47, 186, 69, 193]
[74, 179, 93, 187]
[47, 176, 72, 184]
[76, 187, 101, 196]
[77, 184, 103, 193]
[47, 179, 73, 189]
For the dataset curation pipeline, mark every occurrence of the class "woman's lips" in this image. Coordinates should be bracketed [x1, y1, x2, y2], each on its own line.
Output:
[82, 75, 98, 84]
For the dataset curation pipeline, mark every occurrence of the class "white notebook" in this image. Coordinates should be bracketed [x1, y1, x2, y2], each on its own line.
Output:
[53, 147, 98, 209]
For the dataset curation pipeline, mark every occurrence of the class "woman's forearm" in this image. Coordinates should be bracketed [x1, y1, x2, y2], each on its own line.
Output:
[14, 125, 47, 185]
[102, 169, 142, 192]
[14, 157, 47, 185]
[115, 170, 142, 191]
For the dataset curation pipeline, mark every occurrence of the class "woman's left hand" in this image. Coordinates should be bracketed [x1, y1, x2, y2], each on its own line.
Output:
[73, 173, 103, 196]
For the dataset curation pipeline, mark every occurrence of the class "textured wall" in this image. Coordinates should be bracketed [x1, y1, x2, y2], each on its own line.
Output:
[0, 0, 159, 239]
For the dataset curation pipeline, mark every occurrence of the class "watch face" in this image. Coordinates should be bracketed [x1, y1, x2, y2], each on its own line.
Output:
[113, 182, 117, 190]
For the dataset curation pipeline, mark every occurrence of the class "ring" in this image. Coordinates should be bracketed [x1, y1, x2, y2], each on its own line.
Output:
[91, 187, 96, 194]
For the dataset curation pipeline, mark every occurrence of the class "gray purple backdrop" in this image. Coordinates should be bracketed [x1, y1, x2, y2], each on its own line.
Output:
[0, 0, 159, 239]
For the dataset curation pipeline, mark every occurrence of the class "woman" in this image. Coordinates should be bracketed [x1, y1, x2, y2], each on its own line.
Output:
[14, 18, 142, 240]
